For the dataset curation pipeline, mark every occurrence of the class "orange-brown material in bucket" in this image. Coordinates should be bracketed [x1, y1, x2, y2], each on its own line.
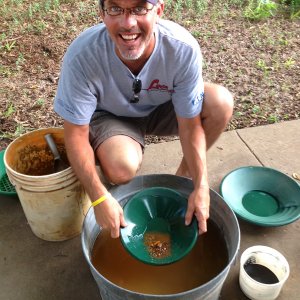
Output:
[6, 128, 69, 176]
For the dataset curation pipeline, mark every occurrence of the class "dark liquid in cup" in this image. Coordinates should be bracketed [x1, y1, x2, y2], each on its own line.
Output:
[244, 263, 279, 284]
[91, 220, 228, 295]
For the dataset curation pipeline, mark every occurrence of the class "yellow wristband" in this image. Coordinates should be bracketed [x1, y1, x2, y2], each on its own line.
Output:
[91, 193, 110, 207]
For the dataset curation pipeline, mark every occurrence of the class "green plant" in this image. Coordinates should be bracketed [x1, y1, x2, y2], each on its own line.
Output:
[16, 53, 25, 69]
[3, 103, 15, 117]
[14, 123, 25, 137]
[202, 57, 208, 70]
[44, 0, 52, 12]
[195, 0, 208, 14]
[33, 20, 47, 33]
[35, 98, 45, 106]
[5, 40, 16, 52]
[28, 2, 41, 19]
[164, 0, 208, 20]
[173, 0, 183, 18]
[252, 105, 261, 114]
[191, 30, 201, 38]
[235, 111, 244, 117]
[279, 37, 289, 46]
[267, 114, 279, 123]
[0, 123, 26, 139]
[244, 0, 278, 20]
[0, 33, 7, 43]
[0, 64, 12, 77]
[283, 0, 300, 18]
[185, 0, 194, 10]
[284, 57, 295, 68]
[256, 58, 270, 76]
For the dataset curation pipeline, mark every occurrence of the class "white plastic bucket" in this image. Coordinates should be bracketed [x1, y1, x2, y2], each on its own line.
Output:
[4, 128, 90, 241]
[239, 245, 290, 300]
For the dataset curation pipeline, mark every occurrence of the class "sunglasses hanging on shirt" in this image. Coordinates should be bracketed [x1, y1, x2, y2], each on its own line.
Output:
[130, 79, 142, 103]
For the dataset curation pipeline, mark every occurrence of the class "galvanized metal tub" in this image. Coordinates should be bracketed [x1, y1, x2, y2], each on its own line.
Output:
[82, 174, 240, 300]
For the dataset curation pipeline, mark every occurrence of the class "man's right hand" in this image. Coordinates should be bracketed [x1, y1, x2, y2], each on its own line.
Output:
[93, 194, 127, 238]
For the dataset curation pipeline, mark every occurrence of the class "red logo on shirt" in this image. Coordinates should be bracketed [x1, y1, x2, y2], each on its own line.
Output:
[146, 79, 174, 94]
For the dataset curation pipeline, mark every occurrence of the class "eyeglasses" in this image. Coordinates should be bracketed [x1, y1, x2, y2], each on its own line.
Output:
[130, 79, 142, 103]
[103, 6, 155, 17]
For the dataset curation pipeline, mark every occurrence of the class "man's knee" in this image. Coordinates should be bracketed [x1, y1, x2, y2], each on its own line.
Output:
[104, 157, 141, 185]
[96, 135, 143, 184]
[203, 83, 234, 122]
[215, 85, 233, 122]
[97, 148, 142, 185]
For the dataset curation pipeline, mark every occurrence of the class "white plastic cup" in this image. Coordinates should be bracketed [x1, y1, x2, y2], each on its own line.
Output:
[239, 245, 290, 300]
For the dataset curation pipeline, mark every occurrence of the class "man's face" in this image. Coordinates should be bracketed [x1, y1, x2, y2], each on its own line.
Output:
[101, 0, 163, 63]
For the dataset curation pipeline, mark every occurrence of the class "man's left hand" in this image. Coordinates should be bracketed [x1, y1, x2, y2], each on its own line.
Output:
[185, 185, 210, 234]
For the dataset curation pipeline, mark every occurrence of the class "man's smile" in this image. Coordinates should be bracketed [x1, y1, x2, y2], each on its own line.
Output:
[120, 33, 139, 41]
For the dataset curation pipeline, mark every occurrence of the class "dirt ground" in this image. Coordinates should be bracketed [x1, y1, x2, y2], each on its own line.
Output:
[1, 4, 299, 150]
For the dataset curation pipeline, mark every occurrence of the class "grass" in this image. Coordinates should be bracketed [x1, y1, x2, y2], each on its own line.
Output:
[0, 0, 299, 146]
[0, 0, 297, 57]
[0, 0, 98, 36]
[0, 0, 98, 78]
[0, 123, 26, 139]
[244, 0, 279, 20]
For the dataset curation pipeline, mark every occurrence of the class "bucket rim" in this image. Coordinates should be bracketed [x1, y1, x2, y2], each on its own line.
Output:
[3, 127, 73, 179]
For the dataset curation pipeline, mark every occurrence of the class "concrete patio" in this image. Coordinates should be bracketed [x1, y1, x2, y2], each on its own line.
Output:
[0, 119, 299, 299]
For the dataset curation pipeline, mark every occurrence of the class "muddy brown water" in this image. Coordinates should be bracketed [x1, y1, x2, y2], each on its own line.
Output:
[92, 220, 228, 295]
[13, 145, 69, 175]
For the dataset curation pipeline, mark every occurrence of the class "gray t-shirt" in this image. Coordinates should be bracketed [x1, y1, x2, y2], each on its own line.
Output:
[54, 19, 204, 125]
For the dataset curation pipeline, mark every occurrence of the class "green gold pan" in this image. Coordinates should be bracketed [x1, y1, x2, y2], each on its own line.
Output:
[220, 166, 300, 227]
[120, 187, 198, 265]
